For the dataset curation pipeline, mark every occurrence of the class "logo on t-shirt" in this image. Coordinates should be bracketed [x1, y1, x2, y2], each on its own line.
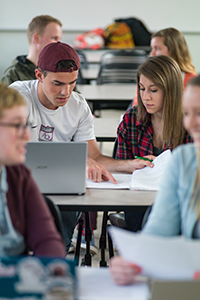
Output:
[39, 125, 54, 141]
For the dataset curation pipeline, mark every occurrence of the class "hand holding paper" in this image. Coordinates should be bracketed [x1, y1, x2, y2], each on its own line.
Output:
[109, 226, 200, 280]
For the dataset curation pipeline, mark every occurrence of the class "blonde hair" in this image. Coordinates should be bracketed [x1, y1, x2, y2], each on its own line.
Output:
[27, 15, 62, 44]
[186, 75, 200, 218]
[137, 55, 185, 150]
[0, 83, 26, 119]
[152, 27, 196, 74]
[191, 150, 200, 219]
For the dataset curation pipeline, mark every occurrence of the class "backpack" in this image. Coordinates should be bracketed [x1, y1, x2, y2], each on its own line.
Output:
[115, 17, 152, 46]
[103, 21, 135, 48]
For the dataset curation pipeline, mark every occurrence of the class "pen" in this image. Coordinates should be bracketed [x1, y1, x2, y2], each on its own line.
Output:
[135, 156, 153, 162]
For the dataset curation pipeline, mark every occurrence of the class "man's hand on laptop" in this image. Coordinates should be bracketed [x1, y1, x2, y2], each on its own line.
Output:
[87, 157, 117, 184]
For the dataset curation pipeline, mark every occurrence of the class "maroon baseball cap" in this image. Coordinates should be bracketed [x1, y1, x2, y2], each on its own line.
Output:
[37, 41, 80, 72]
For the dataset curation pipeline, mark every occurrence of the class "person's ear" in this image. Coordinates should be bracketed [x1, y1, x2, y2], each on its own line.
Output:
[35, 68, 44, 83]
[32, 32, 40, 44]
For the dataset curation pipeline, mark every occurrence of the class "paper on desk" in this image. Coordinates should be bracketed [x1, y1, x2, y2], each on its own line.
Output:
[130, 149, 172, 191]
[86, 150, 171, 190]
[78, 267, 149, 300]
[109, 226, 200, 280]
[86, 173, 132, 189]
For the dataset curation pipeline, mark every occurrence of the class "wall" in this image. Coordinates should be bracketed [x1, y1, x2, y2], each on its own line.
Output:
[1, 0, 200, 32]
[0, 0, 200, 78]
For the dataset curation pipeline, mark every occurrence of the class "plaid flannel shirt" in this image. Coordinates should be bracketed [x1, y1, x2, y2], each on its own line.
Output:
[115, 106, 193, 159]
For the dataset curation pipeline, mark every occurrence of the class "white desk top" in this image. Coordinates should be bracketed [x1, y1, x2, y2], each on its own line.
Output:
[77, 84, 136, 101]
[94, 118, 120, 141]
[48, 188, 156, 211]
[77, 267, 149, 300]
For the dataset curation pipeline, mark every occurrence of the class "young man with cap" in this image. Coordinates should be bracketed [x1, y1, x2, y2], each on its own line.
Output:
[9, 42, 153, 253]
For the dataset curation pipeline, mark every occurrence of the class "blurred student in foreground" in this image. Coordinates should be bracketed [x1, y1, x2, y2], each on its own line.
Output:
[110, 75, 200, 285]
[0, 83, 65, 257]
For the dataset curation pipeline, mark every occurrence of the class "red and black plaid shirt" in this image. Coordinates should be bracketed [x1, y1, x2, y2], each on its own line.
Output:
[115, 106, 193, 159]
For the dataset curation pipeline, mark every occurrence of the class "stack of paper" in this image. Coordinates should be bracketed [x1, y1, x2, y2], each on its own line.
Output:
[130, 150, 171, 191]
[86, 150, 171, 191]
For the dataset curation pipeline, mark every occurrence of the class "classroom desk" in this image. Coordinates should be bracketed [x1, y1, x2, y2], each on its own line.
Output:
[48, 188, 156, 266]
[94, 118, 120, 142]
[77, 84, 136, 112]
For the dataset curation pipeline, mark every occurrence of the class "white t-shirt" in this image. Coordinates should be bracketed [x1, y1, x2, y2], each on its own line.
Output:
[10, 80, 95, 142]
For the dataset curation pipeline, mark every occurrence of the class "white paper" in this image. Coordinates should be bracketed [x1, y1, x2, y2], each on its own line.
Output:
[130, 150, 172, 191]
[86, 173, 132, 189]
[109, 226, 200, 280]
[77, 267, 149, 300]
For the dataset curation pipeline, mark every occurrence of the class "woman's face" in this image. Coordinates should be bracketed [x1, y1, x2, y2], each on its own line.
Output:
[183, 85, 200, 149]
[0, 105, 30, 169]
[139, 75, 164, 116]
[150, 37, 170, 56]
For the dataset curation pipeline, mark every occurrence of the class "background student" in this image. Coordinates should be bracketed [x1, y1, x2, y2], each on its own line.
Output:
[110, 75, 200, 285]
[1, 15, 62, 85]
[0, 83, 65, 257]
[132, 27, 197, 106]
[115, 55, 192, 232]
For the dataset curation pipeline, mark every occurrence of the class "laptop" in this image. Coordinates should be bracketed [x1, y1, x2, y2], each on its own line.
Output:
[0, 256, 76, 299]
[25, 142, 87, 195]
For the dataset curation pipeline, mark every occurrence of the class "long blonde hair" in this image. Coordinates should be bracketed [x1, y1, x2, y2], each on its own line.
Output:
[152, 27, 196, 74]
[186, 76, 200, 218]
[137, 55, 185, 150]
[190, 150, 200, 219]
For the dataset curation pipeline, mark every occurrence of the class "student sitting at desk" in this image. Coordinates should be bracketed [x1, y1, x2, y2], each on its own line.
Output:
[115, 55, 192, 232]
[132, 27, 197, 106]
[1, 15, 62, 85]
[110, 75, 200, 285]
[9, 41, 152, 252]
[0, 83, 65, 257]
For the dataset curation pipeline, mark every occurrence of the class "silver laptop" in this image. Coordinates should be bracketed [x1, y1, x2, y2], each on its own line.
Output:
[25, 142, 87, 195]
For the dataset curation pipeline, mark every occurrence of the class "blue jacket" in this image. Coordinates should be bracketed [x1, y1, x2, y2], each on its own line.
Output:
[143, 143, 198, 238]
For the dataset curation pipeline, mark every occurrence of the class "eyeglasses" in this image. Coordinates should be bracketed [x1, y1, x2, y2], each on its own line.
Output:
[0, 121, 35, 136]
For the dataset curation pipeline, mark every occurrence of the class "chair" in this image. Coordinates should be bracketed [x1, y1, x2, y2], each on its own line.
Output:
[76, 50, 88, 84]
[44, 196, 64, 239]
[96, 49, 147, 111]
[97, 49, 147, 85]
[76, 50, 88, 69]
[44, 196, 84, 265]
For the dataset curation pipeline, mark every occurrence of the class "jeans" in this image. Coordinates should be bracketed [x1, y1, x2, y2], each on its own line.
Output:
[60, 211, 79, 252]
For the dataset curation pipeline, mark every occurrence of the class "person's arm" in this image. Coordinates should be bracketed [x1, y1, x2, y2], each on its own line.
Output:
[110, 256, 141, 285]
[87, 139, 154, 174]
[23, 167, 66, 257]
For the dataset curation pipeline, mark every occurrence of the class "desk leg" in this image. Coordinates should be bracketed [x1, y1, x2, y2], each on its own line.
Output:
[99, 211, 108, 267]
[84, 211, 92, 266]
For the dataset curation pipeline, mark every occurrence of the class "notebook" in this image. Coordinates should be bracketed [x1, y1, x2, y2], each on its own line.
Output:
[0, 256, 76, 299]
[25, 142, 87, 195]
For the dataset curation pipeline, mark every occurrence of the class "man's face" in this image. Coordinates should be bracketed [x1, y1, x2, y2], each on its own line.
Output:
[36, 69, 78, 110]
[37, 22, 62, 54]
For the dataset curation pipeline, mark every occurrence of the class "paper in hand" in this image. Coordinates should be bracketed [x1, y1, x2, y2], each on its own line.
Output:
[109, 226, 200, 280]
